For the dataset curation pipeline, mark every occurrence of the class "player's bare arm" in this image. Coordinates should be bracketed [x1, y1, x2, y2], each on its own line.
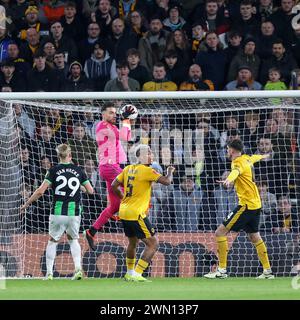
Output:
[80, 182, 94, 195]
[21, 180, 50, 213]
[157, 166, 175, 186]
[112, 178, 124, 199]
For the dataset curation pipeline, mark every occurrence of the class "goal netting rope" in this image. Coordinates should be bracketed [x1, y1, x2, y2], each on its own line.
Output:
[0, 92, 299, 278]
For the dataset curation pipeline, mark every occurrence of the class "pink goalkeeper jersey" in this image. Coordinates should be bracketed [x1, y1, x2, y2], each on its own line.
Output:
[96, 121, 131, 165]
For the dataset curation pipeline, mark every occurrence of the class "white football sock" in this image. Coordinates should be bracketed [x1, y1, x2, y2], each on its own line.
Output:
[46, 240, 58, 275]
[69, 239, 81, 271]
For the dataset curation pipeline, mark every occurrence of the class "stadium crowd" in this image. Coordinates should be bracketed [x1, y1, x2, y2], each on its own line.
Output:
[1, 0, 298, 234]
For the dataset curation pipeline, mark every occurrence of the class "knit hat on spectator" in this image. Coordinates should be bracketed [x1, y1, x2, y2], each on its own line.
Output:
[192, 21, 206, 29]
[238, 65, 252, 73]
[25, 6, 38, 16]
[242, 37, 256, 48]
[69, 61, 82, 72]
[168, 3, 182, 15]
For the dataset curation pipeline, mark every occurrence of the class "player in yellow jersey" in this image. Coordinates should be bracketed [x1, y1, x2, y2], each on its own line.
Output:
[204, 139, 274, 279]
[112, 145, 175, 282]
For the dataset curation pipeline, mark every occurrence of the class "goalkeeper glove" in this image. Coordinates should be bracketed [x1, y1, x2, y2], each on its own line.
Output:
[121, 105, 135, 120]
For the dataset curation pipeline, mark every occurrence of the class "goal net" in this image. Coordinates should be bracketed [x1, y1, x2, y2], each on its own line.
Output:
[0, 91, 299, 278]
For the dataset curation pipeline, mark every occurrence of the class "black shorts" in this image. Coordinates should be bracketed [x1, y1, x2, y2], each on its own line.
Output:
[222, 205, 261, 233]
[121, 216, 155, 239]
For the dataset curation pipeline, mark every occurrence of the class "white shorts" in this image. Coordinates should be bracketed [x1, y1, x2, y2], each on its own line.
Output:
[49, 215, 81, 241]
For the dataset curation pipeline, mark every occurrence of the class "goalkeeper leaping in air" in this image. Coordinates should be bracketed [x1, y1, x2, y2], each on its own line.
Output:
[84, 102, 135, 250]
[204, 139, 274, 279]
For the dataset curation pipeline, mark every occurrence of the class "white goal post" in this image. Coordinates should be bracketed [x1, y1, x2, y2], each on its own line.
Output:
[0, 90, 299, 279]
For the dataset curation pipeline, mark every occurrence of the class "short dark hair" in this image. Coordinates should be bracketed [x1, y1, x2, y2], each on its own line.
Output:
[240, 0, 253, 6]
[227, 139, 244, 152]
[116, 60, 129, 69]
[272, 38, 285, 47]
[101, 101, 114, 113]
[65, 1, 76, 8]
[153, 62, 165, 69]
[126, 48, 140, 58]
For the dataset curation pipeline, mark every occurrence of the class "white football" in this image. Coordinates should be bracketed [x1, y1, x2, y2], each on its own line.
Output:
[120, 104, 138, 120]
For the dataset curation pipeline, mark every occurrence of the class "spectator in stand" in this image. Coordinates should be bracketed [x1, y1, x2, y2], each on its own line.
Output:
[291, 28, 300, 67]
[260, 39, 298, 85]
[163, 3, 186, 32]
[37, 124, 59, 165]
[179, 64, 214, 91]
[242, 111, 263, 153]
[60, 1, 85, 42]
[198, 0, 230, 39]
[48, 20, 78, 63]
[91, 0, 117, 37]
[166, 29, 192, 67]
[264, 67, 287, 90]
[7, 42, 30, 77]
[270, 0, 297, 49]
[256, 20, 277, 60]
[224, 31, 242, 69]
[138, 16, 170, 72]
[256, 0, 278, 22]
[227, 37, 261, 82]
[104, 60, 140, 91]
[16, 5, 49, 41]
[220, 114, 239, 148]
[272, 195, 299, 233]
[83, 156, 102, 194]
[264, 117, 292, 159]
[53, 50, 69, 78]
[271, 108, 294, 139]
[0, 60, 25, 91]
[43, 108, 69, 144]
[1, 85, 12, 92]
[126, 48, 150, 87]
[27, 51, 63, 92]
[173, 175, 203, 232]
[225, 65, 262, 90]
[232, 0, 260, 39]
[149, 0, 171, 21]
[108, 18, 138, 63]
[78, 22, 106, 65]
[82, 111, 101, 141]
[257, 179, 277, 230]
[82, 0, 98, 20]
[38, 0, 66, 25]
[214, 170, 238, 226]
[190, 21, 206, 60]
[35, 155, 52, 186]
[84, 41, 117, 91]
[20, 146, 36, 187]
[254, 134, 289, 195]
[64, 60, 93, 91]
[116, 0, 147, 20]
[128, 10, 148, 39]
[195, 31, 226, 90]
[143, 62, 177, 91]
[10, 0, 29, 26]
[43, 41, 56, 69]
[19, 28, 41, 66]
[0, 24, 12, 63]
[164, 50, 187, 86]
[68, 121, 97, 166]
[13, 103, 36, 139]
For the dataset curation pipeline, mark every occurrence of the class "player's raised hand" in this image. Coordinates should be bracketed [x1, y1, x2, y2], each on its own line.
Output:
[121, 105, 135, 119]
[216, 179, 233, 188]
[167, 166, 175, 175]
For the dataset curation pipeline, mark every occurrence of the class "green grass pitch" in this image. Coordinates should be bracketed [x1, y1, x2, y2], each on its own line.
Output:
[0, 278, 299, 300]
